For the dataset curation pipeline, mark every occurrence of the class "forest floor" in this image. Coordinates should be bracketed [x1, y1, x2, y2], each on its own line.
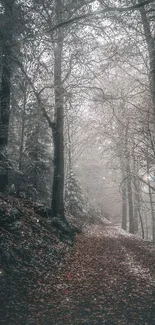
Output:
[1, 197, 155, 325]
[45, 224, 155, 325]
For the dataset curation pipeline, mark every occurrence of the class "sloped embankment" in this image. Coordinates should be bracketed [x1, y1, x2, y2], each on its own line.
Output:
[0, 195, 74, 325]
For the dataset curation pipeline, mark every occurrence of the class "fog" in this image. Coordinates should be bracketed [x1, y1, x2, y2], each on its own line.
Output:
[0, 0, 154, 242]
[1, 1, 155, 324]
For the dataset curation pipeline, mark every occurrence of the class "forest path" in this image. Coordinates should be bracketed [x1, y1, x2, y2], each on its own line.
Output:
[47, 225, 155, 325]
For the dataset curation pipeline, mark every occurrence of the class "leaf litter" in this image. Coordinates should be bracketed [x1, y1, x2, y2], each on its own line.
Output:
[1, 197, 155, 325]
[44, 225, 155, 325]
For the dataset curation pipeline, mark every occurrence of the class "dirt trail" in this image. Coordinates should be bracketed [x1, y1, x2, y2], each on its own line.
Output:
[41, 225, 155, 325]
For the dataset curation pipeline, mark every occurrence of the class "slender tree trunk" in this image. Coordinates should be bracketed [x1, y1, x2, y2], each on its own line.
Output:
[133, 198, 139, 233]
[64, 110, 70, 181]
[145, 211, 148, 240]
[0, 1, 13, 192]
[51, 0, 65, 219]
[16, 86, 27, 195]
[33, 145, 38, 203]
[121, 177, 127, 230]
[123, 122, 135, 234]
[148, 182, 155, 243]
[146, 158, 155, 243]
[18, 86, 27, 171]
[138, 207, 145, 240]
[66, 111, 72, 174]
[133, 156, 144, 238]
[134, 184, 144, 236]
[126, 158, 135, 234]
[133, 155, 139, 233]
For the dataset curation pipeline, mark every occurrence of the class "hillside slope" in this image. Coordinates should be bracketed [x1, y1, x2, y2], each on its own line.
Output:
[0, 195, 74, 325]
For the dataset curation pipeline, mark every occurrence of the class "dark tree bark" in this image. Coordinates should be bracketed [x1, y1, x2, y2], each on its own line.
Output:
[134, 189, 139, 234]
[139, 213, 145, 239]
[51, 0, 65, 219]
[121, 177, 127, 230]
[138, 1, 155, 115]
[126, 158, 135, 234]
[132, 149, 139, 234]
[122, 122, 135, 234]
[138, 2, 155, 242]
[18, 83, 27, 172]
[16, 83, 27, 196]
[146, 155, 155, 243]
[0, 1, 14, 192]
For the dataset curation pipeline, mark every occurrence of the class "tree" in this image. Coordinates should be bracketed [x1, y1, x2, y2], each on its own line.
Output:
[65, 169, 85, 217]
[138, 0, 155, 117]
[51, 0, 65, 219]
[0, 0, 14, 192]
[1, 0, 155, 238]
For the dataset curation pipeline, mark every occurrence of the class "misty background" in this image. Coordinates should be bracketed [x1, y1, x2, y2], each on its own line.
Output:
[1, 0, 155, 241]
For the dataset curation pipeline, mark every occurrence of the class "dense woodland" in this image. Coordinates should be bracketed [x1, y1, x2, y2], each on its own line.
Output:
[2, 1, 155, 324]
[1, 0, 155, 239]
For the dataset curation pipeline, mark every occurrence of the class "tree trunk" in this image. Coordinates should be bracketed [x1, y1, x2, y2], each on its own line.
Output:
[146, 158, 155, 243]
[145, 211, 148, 240]
[66, 110, 72, 175]
[0, 1, 13, 192]
[133, 153, 139, 234]
[148, 181, 155, 243]
[139, 2, 155, 114]
[16, 84, 27, 195]
[127, 159, 135, 234]
[133, 168, 144, 238]
[133, 193, 139, 233]
[138, 207, 145, 240]
[18, 85, 27, 171]
[121, 178, 127, 230]
[51, 0, 65, 219]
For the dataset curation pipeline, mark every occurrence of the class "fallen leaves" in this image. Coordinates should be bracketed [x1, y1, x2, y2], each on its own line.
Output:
[46, 226, 155, 324]
[1, 197, 155, 325]
[0, 195, 71, 325]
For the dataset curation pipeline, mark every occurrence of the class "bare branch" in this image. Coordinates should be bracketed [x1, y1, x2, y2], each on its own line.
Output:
[46, 0, 155, 33]
[12, 56, 56, 131]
